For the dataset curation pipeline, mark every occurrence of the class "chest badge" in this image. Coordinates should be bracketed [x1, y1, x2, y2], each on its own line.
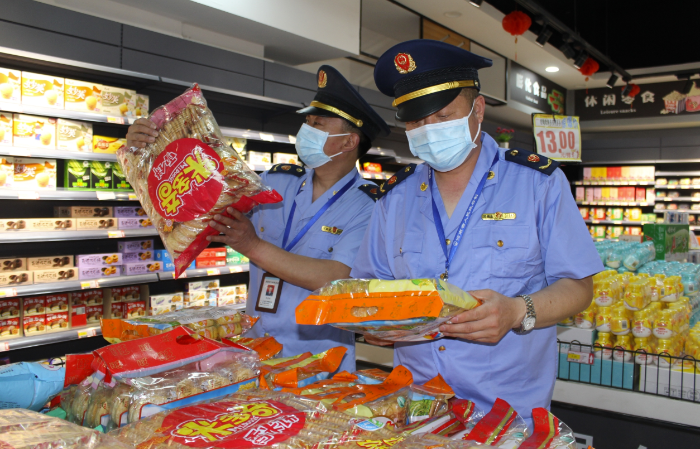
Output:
[321, 226, 343, 235]
[482, 212, 516, 221]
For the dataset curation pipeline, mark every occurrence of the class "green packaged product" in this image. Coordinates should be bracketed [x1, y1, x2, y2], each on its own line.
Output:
[90, 160, 112, 190]
[65, 159, 91, 190]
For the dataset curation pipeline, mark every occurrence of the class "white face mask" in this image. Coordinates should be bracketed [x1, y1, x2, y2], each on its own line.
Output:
[294, 124, 350, 169]
[405, 101, 480, 172]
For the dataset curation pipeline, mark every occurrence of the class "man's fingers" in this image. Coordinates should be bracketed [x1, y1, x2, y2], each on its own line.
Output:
[128, 124, 159, 138]
[208, 221, 232, 234]
[206, 235, 228, 243]
[133, 118, 158, 131]
[442, 330, 497, 342]
[212, 214, 238, 229]
[226, 207, 247, 221]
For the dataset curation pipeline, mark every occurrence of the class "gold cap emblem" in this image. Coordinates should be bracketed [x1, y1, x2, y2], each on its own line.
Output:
[394, 53, 416, 74]
[318, 70, 328, 88]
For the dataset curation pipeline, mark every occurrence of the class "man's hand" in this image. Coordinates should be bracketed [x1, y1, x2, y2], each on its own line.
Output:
[126, 118, 158, 148]
[363, 334, 394, 347]
[207, 207, 261, 256]
[438, 289, 526, 344]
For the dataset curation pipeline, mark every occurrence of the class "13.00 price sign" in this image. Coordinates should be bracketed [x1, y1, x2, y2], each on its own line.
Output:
[532, 114, 582, 162]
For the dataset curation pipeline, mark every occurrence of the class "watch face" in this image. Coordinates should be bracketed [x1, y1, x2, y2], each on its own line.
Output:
[523, 317, 536, 331]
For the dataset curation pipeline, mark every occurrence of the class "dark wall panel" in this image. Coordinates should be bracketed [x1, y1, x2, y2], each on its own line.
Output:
[264, 61, 316, 91]
[582, 147, 661, 162]
[358, 86, 395, 110]
[263, 81, 314, 106]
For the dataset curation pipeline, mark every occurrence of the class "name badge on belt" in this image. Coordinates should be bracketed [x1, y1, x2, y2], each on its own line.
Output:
[482, 212, 516, 221]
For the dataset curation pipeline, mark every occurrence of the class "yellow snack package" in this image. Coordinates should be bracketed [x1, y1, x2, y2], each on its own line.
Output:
[296, 278, 481, 341]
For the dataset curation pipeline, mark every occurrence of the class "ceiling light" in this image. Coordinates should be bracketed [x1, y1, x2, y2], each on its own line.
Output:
[545, 66, 559, 73]
[469, 0, 483, 7]
[559, 42, 576, 59]
[573, 50, 589, 69]
[606, 73, 619, 88]
[444, 11, 462, 18]
[535, 25, 553, 47]
[622, 84, 632, 97]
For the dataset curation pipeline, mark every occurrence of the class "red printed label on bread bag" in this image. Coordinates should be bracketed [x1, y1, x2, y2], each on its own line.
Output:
[163, 400, 305, 447]
[148, 138, 224, 222]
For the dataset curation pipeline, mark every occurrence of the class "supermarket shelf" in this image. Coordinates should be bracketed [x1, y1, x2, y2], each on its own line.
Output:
[584, 220, 653, 225]
[655, 197, 700, 202]
[361, 172, 392, 180]
[655, 185, 700, 189]
[158, 264, 250, 280]
[0, 146, 117, 162]
[577, 201, 654, 206]
[656, 171, 700, 177]
[572, 180, 653, 186]
[692, 226, 700, 231]
[0, 101, 138, 125]
[0, 228, 158, 243]
[654, 209, 700, 214]
[0, 189, 137, 201]
[593, 237, 618, 242]
[0, 273, 159, 298]
[0, 326, 102, 352]
[248, 163, 273, 172]
[220, 126, 295, 145]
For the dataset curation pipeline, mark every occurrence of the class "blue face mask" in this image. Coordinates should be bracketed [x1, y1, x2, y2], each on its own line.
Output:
[294, 124, 349, 169]
[405, 102, 481, 172]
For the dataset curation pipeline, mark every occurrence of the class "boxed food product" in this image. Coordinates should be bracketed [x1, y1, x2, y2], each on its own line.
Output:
[90, 160, 113, 190]
[92, 136, 126, 154]
[21, 72, 64, 108]
[23, 296, 45, 316]
[125, 301, 145, 319]
[123, 261, 163, 276]
[643, 223, 690, 262]
[150, 293, 184, 315]
[23, 314, 46, 335]
[199, 247, 227, 258]
[46, 293, 69, 312]
[0, 157, 13, 189]
[101, 86, 135, 117]
[71, 303, 87, 327]
[114, 206, 146, 217]
[195, 257, 226, 268]
[56, 119, 93, 152]
[111, 302, 124, 319]
[0, 113, 12, 146]
[118, 239, 153, 253]
[187, 278, 220, 291]
[117, 217, 153, 230]
[78, 266, 120, 280]
[26, 256, 73, 271]
[122, 250, 153, 263]
[77, 253, 122, 267]
[111, 161, 132, 191]
[12, 157, 57, 190]
[0, 271, 32, 286]
[65, 159, 91, 190]
[273, 153, 299, 165]
[32, 267, 77, 284]
[54, 206, 112, 218]
[134, 93, 149, 117]
[0, 219, 27, 232]
[248, 150, 272, 165]
[0, 298, 20, 318]
[25, 218, 74, 232]
[111, 286, 139, 303]
[0, 68, 21, 103]
[13, 113, 56, 150]
[71, 289, 102, 306]
[297, 278, 482, 341]
[86, 305, 103, 323]
[64, 79, 102, 113]
[0, 317, 20, 339]
[0, 257, 25, 271]
[46, 311, 70, 331]
[76, 217, 116, 230]
[117, 85, 282, 277]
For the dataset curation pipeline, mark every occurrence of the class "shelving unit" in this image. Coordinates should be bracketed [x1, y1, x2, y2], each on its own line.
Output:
[655, 197, 700, 202]
[0, 189, 137, 201]
[572, 180, 653, 186]
[0, 273, 159, 298]
[0, 326, 102, 352]
[0, 147, 118, 161]
[584, 220, 655, 225]
[656, 171, 700, 177]
[577, 201, 654, 206]
[0, 228, 158, 243]
[0, 101, 139, 125]
[655, 185, 700, 189]
[158, 264, 250, 280]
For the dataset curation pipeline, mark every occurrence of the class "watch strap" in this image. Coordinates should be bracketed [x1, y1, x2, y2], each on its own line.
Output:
[513, 294, 536, 334]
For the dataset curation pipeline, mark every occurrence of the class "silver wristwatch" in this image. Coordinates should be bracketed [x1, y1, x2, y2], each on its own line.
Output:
[513, 294, 536, 334]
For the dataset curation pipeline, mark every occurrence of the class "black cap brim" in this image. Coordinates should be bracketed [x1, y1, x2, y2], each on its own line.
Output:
[395, 88, 461, 123]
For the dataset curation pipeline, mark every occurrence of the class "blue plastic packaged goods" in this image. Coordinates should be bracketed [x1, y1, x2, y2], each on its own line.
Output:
[0, 362, 65, 411]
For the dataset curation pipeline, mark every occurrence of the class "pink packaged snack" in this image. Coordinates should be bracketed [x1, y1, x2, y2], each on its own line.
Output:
[117, 84, 282, 277]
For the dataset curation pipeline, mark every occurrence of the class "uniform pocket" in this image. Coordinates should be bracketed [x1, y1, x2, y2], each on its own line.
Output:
[392, 232, 424, 278]
[307, 234, 341, 260]
[472, 225, 531, 278]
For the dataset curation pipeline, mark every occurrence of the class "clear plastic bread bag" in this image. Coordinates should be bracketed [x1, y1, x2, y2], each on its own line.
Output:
[117, 84, 282, 277]
[453, 398, 529, 447]
[516, 408, 576, 449]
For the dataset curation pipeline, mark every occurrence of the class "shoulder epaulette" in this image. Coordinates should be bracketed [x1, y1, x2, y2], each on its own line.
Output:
[504, 149, 559, 176]
[358, 183, 381, 201]
[269, 164, 305, 177]
[377, 164, 417, 199]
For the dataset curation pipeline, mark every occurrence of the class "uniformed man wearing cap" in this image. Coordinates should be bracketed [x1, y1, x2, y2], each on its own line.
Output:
[351, 40, 604, 424]
[127, 66, 390, 372]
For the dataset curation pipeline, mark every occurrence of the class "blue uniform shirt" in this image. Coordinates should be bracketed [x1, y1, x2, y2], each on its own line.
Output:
[246, 167, 376, 373]
[351, 132, 604, 425]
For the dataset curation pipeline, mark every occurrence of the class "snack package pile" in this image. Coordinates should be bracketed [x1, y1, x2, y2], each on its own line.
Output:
[296, 279, 481, 341]
[259, 346, 347, 390]
[222, 335, 284, 361]
[101, 305, 256, 343]
[0, 361, 65, 411]
[452, 398, 529, 447]
[406, 374, 455, 424]
[117, 84, 282, 276]
[63, 327, 260, 430]
[518, 408, 576, 449]
[403, 399, 485, 438]
[0, 408, 131, 449]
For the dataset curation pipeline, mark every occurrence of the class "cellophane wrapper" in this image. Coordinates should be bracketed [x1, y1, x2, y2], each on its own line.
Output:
[117, 84, 282, 277]
[108, 390, 403, 448]
[517, 408, 576, 449]
[451, 399, 529, 447]
[0, 408, 131, 449]
[296, 279, 480, 341]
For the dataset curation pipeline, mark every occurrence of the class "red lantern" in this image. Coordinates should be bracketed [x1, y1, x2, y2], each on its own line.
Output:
[628, 84, 640, 98]
[578, 57, 599, 82]
[502, 11, 531, 60]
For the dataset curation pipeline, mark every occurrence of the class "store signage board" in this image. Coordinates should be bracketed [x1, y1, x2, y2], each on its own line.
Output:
[532, 114, 582, 162]
[574, 80, 700, 120]
[510, 61, 567, 114]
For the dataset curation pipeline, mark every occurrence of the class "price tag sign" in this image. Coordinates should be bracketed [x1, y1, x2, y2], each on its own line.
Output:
[96, 191, 116, 200]
[532, 114, 582, 162]
[107, 116, 125, 124]
[171, 272, 187, 279]
[108, 231, 126, 238]
[228, 266, 244, 274]
[206, 268, 221, 276]
[259, 132, 275, 142]
[0, 288, 17, 298]
[17, 191, 40, 200]
[0, 342, 9, 352]
[567, 350, 594, 365]
[128, 193, 138, 201]
[10, 148, 31, 157]
[81, 280, 99, 289]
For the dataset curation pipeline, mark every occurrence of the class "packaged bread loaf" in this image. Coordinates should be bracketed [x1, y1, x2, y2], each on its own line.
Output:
[297, 279, 481, 341]
[259, 346, 347, 390]
[117, 84, 282, 277]
[222, 334, 283, 361]
[452, 398, 530, 446]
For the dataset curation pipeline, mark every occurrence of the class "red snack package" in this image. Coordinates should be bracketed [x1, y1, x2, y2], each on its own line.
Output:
[117, 84, 282, 277]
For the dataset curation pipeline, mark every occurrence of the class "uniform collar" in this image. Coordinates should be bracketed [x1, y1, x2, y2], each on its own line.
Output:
[297, 167, 359, 221]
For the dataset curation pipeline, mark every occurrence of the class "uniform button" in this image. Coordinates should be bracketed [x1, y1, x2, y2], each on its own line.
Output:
[328, 247, 333, 253]
[445, 239, 451, 245]
[399, 248, 403, 254]
[439, 346, 446, 352]
[260, 227, 265, 232]
[497, 240, 504, 247]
